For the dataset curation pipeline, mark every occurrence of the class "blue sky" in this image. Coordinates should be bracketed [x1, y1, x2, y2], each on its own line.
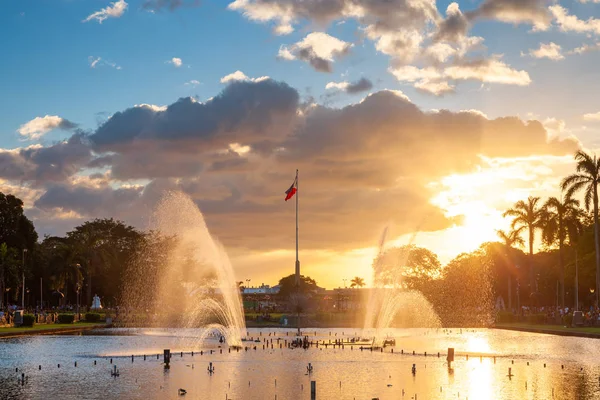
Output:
[2, 0, 600, 286]
[3, 0, 599, 150]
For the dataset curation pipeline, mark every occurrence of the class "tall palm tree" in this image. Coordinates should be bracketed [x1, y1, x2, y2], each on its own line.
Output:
[541, 196, 585, 307]
[496, 228, 524, 310]
[561, 150, 600, 305]
[503, 196, 544, 294]
[350, 277, 365, 288]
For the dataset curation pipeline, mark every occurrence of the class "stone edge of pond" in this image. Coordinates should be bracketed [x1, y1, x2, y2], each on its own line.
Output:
[0, 324, 111, 339]
[494, 325, 600, 339]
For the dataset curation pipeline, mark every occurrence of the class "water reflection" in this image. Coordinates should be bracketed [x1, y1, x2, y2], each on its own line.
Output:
[0, 328, 599, 399]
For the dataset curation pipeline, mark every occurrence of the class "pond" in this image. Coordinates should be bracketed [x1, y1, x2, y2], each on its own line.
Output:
[1, 328, 599, 399]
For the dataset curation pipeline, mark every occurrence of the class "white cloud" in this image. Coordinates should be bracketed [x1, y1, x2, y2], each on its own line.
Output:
[88, 56, 121, 70]
[278, 32, 353, 72]
[444, 58, 531, 86]
[168, 57, 183, 67]
[220, 70, 270, 83]
[550, 5, 600, 35]
[135, 104, 167, 112]
[390, 56, 530, 96]
[17, 115, 77, 140]
[569, 42, 600, 55]
[524, 42, 564, 60]
[326, 81, 349, 91]
[185, 80, 201, 87]
[83, 0, 128, 24]
[584, 111, 600, 121]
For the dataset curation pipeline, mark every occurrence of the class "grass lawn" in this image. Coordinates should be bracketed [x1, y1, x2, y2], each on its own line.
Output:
[496, 323, 600, 335]
[0, 322, 105, 334]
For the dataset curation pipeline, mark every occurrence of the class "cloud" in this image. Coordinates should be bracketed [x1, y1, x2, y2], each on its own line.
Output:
[569, 42, 600, 55]
[523, 42, 564, 60]
[185, 80, 201, 87]
[550, 5, 600, 35]
[142, 0, 201, 11]
[0, 79, 581, 257]
[390, 56, 530, 96]
[584, 112, 600, 121]
[434, 2, 470, 44]
[88, 56, 122, 70]
[168, 57, 183, 67]
[17, 115, 78, 141]
[325, 77, 373, 94]
[83, 0, 128, 24]
[469, 0, 552, 30]
[0, 134, 92, 183]
[229, 0, 437, 65]
[220, 70, 269, 83]
[278, 32, 352, 72]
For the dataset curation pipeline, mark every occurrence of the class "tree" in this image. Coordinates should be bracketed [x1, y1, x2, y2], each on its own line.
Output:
[0, 243, 19, 308]
[561, 150, 600, 305]
[68, 219, 141, 306]
[503, 196, 544, 296]
[541, 196, 585, 307]
[495, 228, 525, 308]
[39, 236, 82, 307]
[372, 245, 441, 289]
[277, 274, 319, 298]
[350, 277, 365, 288]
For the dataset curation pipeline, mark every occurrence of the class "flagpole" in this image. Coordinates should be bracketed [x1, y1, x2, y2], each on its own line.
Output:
[295, 169, 300, 335]
[295, 169, 299, 286]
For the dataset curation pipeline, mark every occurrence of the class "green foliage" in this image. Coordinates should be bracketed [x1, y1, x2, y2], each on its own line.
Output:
[373, 245, 441, 288]
[496, 311, 516, 324]
[85, 312, 102, 322]
[22, 314, 35, 327]
[278, 274, 319, 298]
[57, 314, 75, 324]
[524, 313, 546, 325]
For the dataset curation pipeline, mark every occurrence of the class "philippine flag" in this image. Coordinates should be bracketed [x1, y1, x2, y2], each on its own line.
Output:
[284, 177, 297, 201]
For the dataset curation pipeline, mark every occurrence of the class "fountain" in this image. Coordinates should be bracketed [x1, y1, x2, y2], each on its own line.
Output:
[363, 228, 441, 346]
[122, 191, 246, 348]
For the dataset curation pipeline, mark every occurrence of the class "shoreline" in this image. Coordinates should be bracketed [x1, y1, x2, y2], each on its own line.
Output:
[494, 323, 600, 339]
[0, 323, 110, 339]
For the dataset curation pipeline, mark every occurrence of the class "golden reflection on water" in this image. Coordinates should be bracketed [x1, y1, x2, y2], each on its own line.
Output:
[467, 359, 493, 400]
[465, 335, 491, 354]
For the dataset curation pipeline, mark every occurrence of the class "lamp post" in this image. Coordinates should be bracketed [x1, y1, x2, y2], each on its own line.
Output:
[21, 249, 27, 310]
[342, 279, 347, 288]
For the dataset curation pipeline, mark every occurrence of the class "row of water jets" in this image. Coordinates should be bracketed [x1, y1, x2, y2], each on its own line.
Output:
[125, 191, 440, 348]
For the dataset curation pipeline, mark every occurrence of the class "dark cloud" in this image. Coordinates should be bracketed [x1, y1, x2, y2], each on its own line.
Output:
[142, 0, 201, 11]
[0, 133, 91, 184]
[345, 78, 373, 94]
[434, 3, 469, 43]
[297, 48, 335, 73]
[467, 0, 552, 28]
[35, 183, 143, 217]
[90, 79, 299, 153]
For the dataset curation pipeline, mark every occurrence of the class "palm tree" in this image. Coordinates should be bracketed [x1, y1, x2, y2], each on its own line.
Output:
[503, 196, 544, 295]
[541, 196, 585, 307]
[561, 150, 600, 305]
[496, 228, 524, 310]
[496, 228, 525, 250]
[350, 277, 365, 288]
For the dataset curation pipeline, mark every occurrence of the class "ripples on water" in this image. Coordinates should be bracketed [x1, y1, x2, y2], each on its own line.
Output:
[1, 328, 600, 399]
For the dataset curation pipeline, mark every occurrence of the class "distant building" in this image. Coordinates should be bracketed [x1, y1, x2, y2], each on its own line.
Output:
[242, 284, 280, 295]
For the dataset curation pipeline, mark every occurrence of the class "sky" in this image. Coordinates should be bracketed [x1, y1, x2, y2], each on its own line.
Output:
[2, 0, 600, 289]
